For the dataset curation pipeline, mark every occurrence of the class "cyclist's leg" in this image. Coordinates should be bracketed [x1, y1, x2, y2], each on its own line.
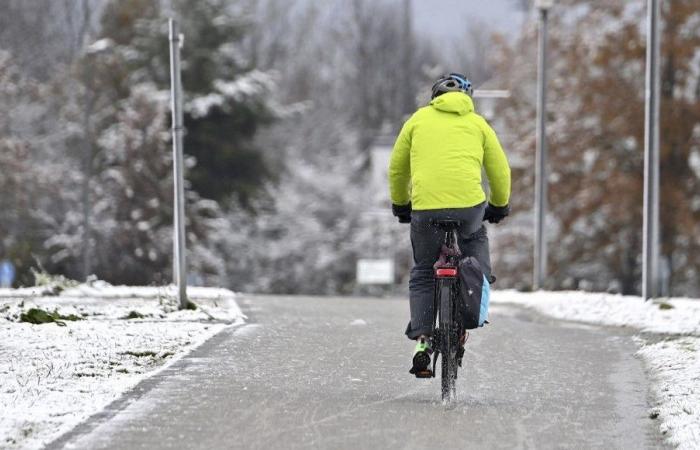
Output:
[450, 202, 492, 281]
[406, 211, 442, 340]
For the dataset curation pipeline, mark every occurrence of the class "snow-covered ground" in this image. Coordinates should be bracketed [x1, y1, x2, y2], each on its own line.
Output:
[492, 290, 700, 450]
[2, 286, 697, 449]
[0, 283, 243, 450]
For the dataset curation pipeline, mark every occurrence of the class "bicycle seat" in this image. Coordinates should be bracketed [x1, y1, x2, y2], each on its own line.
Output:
[430, 219, 461, 231]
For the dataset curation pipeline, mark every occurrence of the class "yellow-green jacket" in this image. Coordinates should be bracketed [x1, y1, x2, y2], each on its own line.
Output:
[388, 91, 511, 210]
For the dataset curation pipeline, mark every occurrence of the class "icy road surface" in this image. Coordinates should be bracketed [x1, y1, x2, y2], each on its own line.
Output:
[51, 295, 667, 449]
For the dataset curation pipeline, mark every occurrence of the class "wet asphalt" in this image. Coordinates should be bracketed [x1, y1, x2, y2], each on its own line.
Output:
[51, 295, 667, 450]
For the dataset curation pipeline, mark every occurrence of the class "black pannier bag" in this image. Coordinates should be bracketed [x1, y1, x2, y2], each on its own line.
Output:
[457, 256, 490, 330]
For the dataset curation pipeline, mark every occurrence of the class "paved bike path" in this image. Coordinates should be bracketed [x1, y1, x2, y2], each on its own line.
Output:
[52, 295, 666, 449]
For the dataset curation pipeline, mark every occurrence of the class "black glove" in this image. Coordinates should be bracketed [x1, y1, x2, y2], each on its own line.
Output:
[392, 203, 412, 224]
[483, 203, 510, 224]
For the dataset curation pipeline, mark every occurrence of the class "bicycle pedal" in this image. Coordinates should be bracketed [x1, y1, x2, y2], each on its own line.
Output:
[414, 369, 433, 378]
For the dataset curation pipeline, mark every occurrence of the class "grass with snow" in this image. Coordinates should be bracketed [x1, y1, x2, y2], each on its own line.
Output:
[0, 283, 243, 450]
[637, 337, 700, 449]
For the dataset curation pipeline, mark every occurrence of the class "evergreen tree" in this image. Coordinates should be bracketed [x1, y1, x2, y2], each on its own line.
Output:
[98, 0, 277, 206]
[45, 0, 277, 284]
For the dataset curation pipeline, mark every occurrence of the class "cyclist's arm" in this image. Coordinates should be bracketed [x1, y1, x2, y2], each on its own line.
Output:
[388, 119, 413, 206]
[480, 118, 511, 207]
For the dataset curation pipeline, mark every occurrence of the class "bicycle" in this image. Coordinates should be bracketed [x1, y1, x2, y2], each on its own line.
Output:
[433, 219, 464, 402]
[411, 219, 464, 402]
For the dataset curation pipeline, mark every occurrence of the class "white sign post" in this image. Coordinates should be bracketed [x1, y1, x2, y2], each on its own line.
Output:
[357, 259, 395, 285]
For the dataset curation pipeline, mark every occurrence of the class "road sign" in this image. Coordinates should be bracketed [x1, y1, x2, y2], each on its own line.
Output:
[357, 259, 395, 285]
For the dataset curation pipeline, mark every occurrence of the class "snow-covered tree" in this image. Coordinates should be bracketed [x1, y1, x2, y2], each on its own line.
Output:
[0, 50, 81, 285]
[217, 0, 433, 294]
[490, 0, 700, 296]
[37, 0, 280, 284]
[94, 0, 278, 206]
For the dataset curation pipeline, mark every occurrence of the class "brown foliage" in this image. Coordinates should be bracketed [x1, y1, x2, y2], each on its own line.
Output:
[491, 0, 700, 295]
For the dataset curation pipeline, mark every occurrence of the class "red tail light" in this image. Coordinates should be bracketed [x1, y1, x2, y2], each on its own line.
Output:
[435, 268, 457, 277]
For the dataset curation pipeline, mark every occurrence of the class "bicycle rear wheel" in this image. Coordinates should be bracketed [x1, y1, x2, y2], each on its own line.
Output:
[438, 279, 458, 402]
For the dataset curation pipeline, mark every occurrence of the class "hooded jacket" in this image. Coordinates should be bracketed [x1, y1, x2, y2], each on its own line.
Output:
[388, 91, 511, 210]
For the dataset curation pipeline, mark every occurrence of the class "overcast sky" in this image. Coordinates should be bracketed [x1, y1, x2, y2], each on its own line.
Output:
[412, 0, 526, 39]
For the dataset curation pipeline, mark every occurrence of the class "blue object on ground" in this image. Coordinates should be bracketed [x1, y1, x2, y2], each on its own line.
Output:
[0, 260, 15, 288]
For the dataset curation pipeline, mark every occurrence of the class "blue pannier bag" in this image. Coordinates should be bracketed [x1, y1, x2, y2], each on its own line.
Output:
[457, 256, 490, 330]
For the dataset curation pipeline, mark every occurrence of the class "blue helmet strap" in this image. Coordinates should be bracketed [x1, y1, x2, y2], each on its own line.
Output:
[449, 73, 469, 90]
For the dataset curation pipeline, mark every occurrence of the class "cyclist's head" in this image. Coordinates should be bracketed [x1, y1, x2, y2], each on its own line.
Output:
[431, 73, 473, 99]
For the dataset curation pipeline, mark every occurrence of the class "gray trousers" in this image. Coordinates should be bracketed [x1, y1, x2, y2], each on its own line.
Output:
[405, 203, 491, 340]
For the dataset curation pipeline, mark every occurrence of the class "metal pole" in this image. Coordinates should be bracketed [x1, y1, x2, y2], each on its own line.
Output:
[81, 77, 94, 281]
[642, 0, 660, 300]
[169, 18, 188, 308]
[533, 5, 549, 290]
[402, 0, 414, 117]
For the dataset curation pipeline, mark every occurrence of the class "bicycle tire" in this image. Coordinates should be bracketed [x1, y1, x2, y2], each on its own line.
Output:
[438, 279, 458, 402]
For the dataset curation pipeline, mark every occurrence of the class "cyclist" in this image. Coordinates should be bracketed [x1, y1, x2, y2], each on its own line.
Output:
[388, 73, 511, 375]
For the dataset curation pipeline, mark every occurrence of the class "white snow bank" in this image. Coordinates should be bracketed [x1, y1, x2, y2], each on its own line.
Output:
[0, 285, 243, 450]
[0, 284, 244, 324]
[637, 338, 700, 450]
[491, 290, 700, 335]
[491, 290, 700, 448]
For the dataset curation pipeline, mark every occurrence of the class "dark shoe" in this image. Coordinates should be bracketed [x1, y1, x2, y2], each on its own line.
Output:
[409, 337, 433, 377]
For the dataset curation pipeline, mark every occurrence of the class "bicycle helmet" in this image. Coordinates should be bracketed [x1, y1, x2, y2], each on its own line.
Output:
[431, 73, 473, 99]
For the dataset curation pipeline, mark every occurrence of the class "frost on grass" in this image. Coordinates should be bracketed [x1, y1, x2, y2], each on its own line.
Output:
[0, 285, 243, 450]
[19, 308, 83, 325]
[637, 338, 700, 450]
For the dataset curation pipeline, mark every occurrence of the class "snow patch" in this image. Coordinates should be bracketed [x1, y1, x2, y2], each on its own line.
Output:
[637, 337, 700, 449]
[85, 38, 113, 54]
[350, 319, 367, 326]
[491, 290, 700, 335]
[232, 324, 262, 336]
[0, 285, 243, 450]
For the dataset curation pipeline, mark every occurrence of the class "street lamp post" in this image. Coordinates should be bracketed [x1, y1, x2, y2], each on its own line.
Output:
[642, 0, 661, 300]
[80, 54, 96, 281]
[402, 0, 415, 116]
[169, 19, 188, 309]
[533, 0, 553, 290]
